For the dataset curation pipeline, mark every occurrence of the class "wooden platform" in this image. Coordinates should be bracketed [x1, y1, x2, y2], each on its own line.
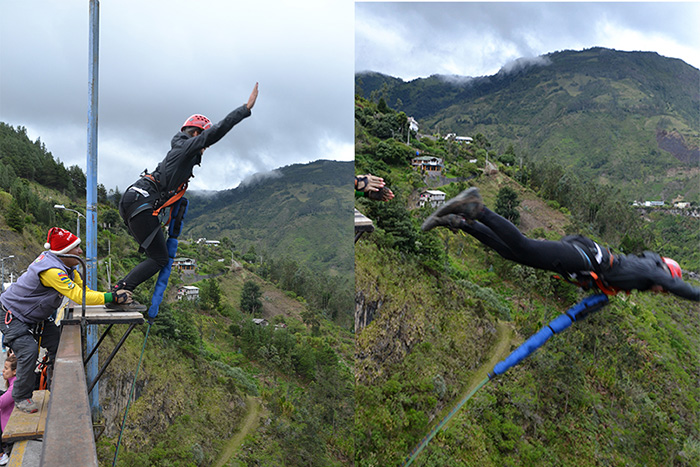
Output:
[355, 209, 375, 242]
[60, 304, 146, 325]
[2, 390, 49, 443]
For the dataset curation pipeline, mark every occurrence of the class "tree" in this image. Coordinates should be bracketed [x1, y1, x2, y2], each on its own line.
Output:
[5, 199, 24, 232]
[200, 278, 222, 310]
[495, 186, 521, 225]
[68, 165, 86, 195]
[377, 97, 389, 114]
[97, 183, 108, 204]
[240, 280, 262, 314]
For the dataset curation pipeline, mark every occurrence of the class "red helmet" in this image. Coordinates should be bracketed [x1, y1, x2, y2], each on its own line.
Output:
[661, 257, 682, 278]
[180, 114, 212, 132]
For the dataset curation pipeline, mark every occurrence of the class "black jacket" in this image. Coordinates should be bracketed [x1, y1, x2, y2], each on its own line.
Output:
[561, 236, 699, 301]
[604, 252, 700, 301]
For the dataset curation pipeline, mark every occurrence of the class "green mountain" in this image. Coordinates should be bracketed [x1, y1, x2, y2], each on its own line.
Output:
[184, 159, 354, 281]
[356, 47, 700, 203]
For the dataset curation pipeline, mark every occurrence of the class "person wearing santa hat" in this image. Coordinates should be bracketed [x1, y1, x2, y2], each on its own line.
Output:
[0, 227, 132, 413]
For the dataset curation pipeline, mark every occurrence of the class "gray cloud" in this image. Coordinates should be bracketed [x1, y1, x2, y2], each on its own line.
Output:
[0, 0, 354, 192]
[498, 56, 552, 75]
[356, 2, 700, 81]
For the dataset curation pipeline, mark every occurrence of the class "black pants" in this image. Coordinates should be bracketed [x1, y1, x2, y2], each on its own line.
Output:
[461, 208, 592, 273]
[119, 189, 169, 291]
[0, 317, 60, 403]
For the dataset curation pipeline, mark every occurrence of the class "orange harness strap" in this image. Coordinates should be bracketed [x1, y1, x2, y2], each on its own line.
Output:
[588, 272, 621, 296]
[144, 174, 188, 220]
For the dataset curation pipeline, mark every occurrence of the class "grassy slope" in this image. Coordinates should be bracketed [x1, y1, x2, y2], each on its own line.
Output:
[184, 160, 354, 281]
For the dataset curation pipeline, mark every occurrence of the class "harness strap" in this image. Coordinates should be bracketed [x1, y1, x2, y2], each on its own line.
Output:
[155, 182, 188, 219]
[589, 271, 621, 296]
[142, 173, 188, 218]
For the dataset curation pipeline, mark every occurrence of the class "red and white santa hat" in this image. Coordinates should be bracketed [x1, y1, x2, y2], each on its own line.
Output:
[44, 227, 81, 254]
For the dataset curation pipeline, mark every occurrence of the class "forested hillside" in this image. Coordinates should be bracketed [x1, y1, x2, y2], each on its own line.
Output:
[356, 48, 700, 203]
[184, 159, 354, 326]
[354, 95, 700, 466]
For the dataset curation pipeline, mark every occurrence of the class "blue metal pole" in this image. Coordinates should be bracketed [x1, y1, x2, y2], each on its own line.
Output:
[86, 0, 100, 420]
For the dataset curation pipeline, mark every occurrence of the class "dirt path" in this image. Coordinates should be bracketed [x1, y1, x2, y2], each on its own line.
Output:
[213, 396, 263, 467]
[442, 320, 515, 428]
[466, 320, 515, 388]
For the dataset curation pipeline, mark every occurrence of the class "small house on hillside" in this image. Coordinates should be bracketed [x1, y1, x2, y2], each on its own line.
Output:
[177, 285, 199, 301]
[443, 133, 473, 144]
[252, 318, 268, 326]
[411, 155, 443, 174]
[419, 190, 446, 208]
[196, 238, 221, 246]
[173, 257, 196, 273]
[408, 117, 419, 133]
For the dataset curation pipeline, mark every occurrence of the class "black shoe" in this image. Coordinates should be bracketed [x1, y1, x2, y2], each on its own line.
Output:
[431, 187, 484, 220]
[421, 213, 465, 232]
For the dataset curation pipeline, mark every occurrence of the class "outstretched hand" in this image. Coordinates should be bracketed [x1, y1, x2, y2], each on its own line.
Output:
[356, 174, 385, 192]
[247, 82, 259, 110]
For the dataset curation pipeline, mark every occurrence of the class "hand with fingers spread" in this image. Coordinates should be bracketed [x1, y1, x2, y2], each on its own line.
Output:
[355, 174, 385, 192]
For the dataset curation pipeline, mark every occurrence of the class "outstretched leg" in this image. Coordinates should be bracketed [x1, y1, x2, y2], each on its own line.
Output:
[473, 208, 590, 272]
[423, 188, 591, 274]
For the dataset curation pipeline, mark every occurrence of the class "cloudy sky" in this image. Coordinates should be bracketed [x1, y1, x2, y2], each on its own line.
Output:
[356, 2, 700, 81]
[0, 0, 354, 192]
[2, 2, 698, 193]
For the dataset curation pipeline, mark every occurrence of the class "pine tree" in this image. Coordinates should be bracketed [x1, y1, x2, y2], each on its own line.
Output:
[495, 186, 521, 225]
[5, 199, 24, 232]
[240, 280, 262, 314]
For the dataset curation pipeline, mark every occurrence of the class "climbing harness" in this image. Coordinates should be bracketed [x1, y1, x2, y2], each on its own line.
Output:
[555, 271, 623, 296]
[402, 294, 610, 467]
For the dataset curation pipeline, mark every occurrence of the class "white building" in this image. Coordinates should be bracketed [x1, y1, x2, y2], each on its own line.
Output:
[419, 190, 446, 208]
[177, 285, 199, 301]
[196, 238, 220, 246]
